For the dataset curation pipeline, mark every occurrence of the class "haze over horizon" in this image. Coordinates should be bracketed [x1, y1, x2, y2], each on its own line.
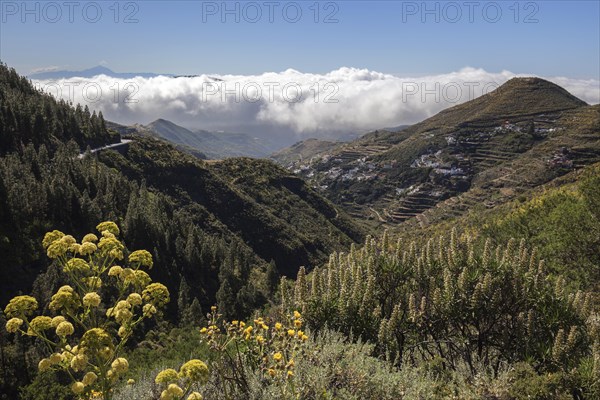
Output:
[1, 0, 599, 145]
[25, 65, 599, 146]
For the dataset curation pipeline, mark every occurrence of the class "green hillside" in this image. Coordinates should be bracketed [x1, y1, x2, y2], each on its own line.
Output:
[0, 63, 118, 154]
[282, 78, 599, 228]
[270, 138, 340, 166]
[0, 64, 364, 317]
[0, 137, 363, 306]
[97, 136, 363, 276]
[392, 161, 600, 289]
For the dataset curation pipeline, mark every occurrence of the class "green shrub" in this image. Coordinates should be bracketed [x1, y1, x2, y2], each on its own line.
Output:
[19, 371, 75, 400]
[504, 362, 571, 400]
[287, 230, 598, 384]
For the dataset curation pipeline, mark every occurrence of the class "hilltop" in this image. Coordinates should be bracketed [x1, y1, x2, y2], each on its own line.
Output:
[275, 77, 599, 227]
[407, 77, 587, 128]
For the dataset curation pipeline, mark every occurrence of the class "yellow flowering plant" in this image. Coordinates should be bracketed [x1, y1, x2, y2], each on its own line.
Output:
[154, 359, 209, 400]
[3, 222, 170, 400]
[194, 307, 308, 399]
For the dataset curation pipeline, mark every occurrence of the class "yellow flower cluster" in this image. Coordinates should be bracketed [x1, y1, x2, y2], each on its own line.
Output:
[70, 352, 88, 372]
[64, 258, 91, 274]
[111, 357, 129, 374]
[43, 228, 103, 260]
[82, 233, 98, 244]
[109, 300, 134, 325]
[37, 350, 66, 373]
[46, 235, 70, 258]
[155, 368, 180, 384]
[56, 321, 75, 337]
[80, 328, 112, 352]
[142, 283, 170, 307]
[179, 359, 210, 384]
[51, 316, 66, 327]
[27, 316, 53, 334]
[84, 276, 102, 291]
[49, 285, 79, 312]
[199, 308, 307, 384]
[42, 230, 66, 248]
[5, 317, 24, 333]
[108, 265, 123, 276]
[63, 347, 124, 394]
[82, 371, 98, 386]
[199, 323, 221, 339]
[82, 292, 101, 308]
[108, 265, 152, 289]
[96, 221, 120, 236]
[155, 359, 209, 400]
[129, 249, 154, 269]
[127, 292, 143, 306]
[3, 222, 171, 399]
[4, 295, 38, 318]
[142, 303, 158, 318]
[97, 234, 124, 260]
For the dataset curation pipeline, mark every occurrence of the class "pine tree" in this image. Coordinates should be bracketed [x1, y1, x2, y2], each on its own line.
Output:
[216, 278, 236, 319]
[178, 277, 192, 325]
[187, 298, 204, 326]
[265, 260, 279, 295]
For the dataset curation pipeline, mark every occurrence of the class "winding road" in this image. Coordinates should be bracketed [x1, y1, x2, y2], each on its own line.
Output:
[77, 139, 133, 159]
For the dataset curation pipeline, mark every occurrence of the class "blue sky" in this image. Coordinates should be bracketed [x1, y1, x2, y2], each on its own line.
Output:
[1, 1, 599, 78]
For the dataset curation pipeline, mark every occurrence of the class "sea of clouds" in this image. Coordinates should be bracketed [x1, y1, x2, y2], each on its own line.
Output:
[32, 67, 600, 143]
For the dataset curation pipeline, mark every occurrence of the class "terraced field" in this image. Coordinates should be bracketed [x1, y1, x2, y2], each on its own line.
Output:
[272, 79, 599, 230]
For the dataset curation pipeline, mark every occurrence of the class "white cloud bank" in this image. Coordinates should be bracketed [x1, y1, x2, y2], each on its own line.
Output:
[32, 67, 600, 143]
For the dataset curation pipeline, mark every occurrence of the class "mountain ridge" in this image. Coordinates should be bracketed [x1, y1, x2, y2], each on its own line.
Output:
[28, 65, 172, 80]
[107, 118, 277, 159]
[424, 77, 587, 125]
[276, 77, 599, 227]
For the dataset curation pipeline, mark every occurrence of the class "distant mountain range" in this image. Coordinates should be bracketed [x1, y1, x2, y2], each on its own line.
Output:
[28, 65, 174, 80]
[27, 66, 403, 149]
[107, 118, 278, 159]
